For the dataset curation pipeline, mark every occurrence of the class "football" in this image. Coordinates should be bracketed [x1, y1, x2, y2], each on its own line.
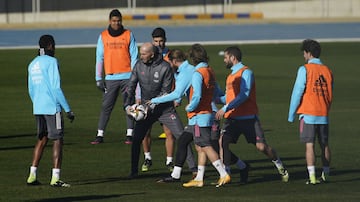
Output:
[129, 104, 148, 121]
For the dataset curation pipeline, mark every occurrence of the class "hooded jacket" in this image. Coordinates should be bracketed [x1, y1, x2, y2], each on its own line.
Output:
[125, 48, 174, 108]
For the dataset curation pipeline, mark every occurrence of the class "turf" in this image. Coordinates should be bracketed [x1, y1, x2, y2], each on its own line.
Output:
[1, 42, 360, 202]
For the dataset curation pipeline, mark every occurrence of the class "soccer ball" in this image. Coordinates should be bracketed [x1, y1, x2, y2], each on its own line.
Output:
[129, 104, 148, 121]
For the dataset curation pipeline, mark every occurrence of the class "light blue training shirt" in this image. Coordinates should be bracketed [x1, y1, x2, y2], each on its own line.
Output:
[28, 55, 70, 115]
[150, 60, 195, 104]
[95, 31, 138, 81]
[220, 62, 256, 120]
[288, 58, 330, 124]
[186, 62, 214, 127]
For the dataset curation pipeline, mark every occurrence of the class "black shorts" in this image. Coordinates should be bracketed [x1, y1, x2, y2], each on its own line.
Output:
[221, 118, 266, 144]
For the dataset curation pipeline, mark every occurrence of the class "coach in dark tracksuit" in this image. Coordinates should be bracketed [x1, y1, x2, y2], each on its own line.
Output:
[125, 42, 195, 178]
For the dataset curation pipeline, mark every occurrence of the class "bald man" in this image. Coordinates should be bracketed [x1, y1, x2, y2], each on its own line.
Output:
[124, 43, 195, 178]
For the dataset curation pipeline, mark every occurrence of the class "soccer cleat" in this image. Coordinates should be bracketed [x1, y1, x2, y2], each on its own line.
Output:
[156, 176, 180, 183]
[216, 174, 231, 187]
[239, 162, 250, 184]
[166, 162, 174, 172]
[27, 174, 40, 185]
[319, 171, 329, 183]
[124, 136, 132, 145]
[158, 132, 166, 139]
[306, 174, 320, 185]
[141, 159, 152, 172]
[50, 180, 71, 188]
[90, 136, 103, 145]
[278, 167, 289, 182]
[183, 180, 204, 188]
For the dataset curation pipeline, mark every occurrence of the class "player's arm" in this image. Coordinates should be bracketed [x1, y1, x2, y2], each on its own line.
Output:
[49, 59, 71, 113]
[186, 72, 202, 112]
[129, 32, 138, 69]
[151, 69, 191, 104]
[124, 63, 139, 108]
[95, 35, 104, 81]
[288, 66, 306, 122]
[222, 69, 253, 112]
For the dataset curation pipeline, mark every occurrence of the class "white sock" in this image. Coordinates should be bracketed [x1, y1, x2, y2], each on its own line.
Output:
[52, 168, 60, 180]
[272, 158, 284, 170]
[166, 157, 173, 165]
[97, 130, 104, 137]
[213, 159, 227, 178]
[144, 152, 151, 160]
[194, 166, 205, 181]
[171, 166, 182, 179]
[30, 166, 37, 176]
[127, 129, 133, 137]
[307, 166, 316, 176]
[236, 159, 247, 170]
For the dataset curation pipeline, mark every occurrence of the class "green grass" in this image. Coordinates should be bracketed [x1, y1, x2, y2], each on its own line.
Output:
[1, 42, 360, 201]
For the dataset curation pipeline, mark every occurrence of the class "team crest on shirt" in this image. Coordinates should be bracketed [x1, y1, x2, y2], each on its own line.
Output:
[170, 114, 176, 120]
[153, 71, 159, 83]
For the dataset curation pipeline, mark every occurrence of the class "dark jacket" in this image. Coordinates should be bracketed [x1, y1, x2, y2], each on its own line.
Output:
[125, 50, 174, 108]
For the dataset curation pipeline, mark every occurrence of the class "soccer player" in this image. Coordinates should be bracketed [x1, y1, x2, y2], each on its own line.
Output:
[91, 9, 138, 145]
[216, 46, 289, 183]
[140, 27, 176, 172]
[125, 43, 193, 178]
[146, 48, 199, 176]
[26, 35, 75, 187]
[288, 39, 333, 185]
[156, 50, 245, 184]
[181, 44, 230, 188]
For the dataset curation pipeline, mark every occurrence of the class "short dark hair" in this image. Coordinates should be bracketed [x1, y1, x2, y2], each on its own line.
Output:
[301, 39, 321, 58]
[39, 34, 55, 48]
[152, 27, 166, 40]
[168, 49, 186, 62]
[188, 43, 209, 65]
[109, 9, 122, 19]
[224, 46, 242, 61]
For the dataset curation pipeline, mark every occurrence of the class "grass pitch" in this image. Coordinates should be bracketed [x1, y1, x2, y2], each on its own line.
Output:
[0, 42, 360, 201]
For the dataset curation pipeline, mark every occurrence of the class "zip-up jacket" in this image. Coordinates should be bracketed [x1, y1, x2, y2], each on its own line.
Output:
[125, 50, 174, 108]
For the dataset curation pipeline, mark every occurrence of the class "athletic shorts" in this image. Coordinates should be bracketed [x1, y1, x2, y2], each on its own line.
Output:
[299, 118, 329, 144]
[210, 119, 220, 141]
[35, 112, 64, 140]
[220, 118, 266, 144]
[185, 125, 212, 147]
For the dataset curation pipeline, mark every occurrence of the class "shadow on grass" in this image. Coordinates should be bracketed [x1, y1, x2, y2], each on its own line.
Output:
[0, 145, 35, 151]
[25, 193, 145, 202]
[75, 172, 172, 186]
[0, 133, 35, 139]
[0, 143, 73, 151]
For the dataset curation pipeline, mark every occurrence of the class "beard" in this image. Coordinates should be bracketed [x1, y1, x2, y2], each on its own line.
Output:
[225, 61, 233, 69]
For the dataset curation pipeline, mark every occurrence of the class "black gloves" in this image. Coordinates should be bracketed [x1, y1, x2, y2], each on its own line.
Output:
[96, 81, 107, 92]
[66, 111, 75, 123]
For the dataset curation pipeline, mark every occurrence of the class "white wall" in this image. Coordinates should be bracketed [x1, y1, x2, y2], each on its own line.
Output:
[0, 0, 359, 24]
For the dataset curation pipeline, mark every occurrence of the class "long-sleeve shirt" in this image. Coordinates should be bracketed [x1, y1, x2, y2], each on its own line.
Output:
[95, 31, 138, 81]
[150, 60, 194, 104]
[186, 62, 213, 127]
[288, 58, 330, 124]
[28, 55, 70, 115]
[220, 62, 256, 120]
